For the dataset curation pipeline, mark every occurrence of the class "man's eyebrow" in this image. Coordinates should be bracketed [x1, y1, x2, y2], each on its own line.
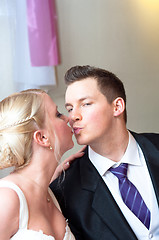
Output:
[65, 97, 92, 108]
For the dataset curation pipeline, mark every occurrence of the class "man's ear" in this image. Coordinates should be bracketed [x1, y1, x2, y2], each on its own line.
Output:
[33, 130, 50, 148]
[113, 97, 125, 117]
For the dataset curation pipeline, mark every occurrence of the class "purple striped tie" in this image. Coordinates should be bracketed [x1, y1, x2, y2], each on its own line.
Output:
[109, 163, 151, 229]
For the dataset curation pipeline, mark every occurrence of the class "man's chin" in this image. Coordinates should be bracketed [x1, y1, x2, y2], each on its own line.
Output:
[76, 137, 88, 146]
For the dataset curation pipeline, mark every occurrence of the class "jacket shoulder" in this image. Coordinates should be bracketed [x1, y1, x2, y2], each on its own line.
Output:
[131, 131, 159, 149]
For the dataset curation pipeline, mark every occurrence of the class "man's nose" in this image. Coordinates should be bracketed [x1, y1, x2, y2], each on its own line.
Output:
[69, 110, 82, 122]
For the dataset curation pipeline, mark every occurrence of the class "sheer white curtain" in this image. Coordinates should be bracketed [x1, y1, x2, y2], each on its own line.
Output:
[0, 0, 15, 100]
[1, 0, 58, 94]
[0, 0, 59, 178]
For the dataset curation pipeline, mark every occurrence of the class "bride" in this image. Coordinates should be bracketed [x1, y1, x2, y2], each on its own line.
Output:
[0, 89, 83, 240]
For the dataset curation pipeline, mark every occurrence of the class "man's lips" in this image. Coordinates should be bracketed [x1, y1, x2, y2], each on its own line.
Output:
[73, 127, 83, 135]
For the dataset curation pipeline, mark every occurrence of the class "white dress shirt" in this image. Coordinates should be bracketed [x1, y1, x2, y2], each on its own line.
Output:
[89, 132, 159, 240]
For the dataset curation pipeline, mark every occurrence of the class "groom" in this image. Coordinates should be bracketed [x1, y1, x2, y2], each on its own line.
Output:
[50, 65, 159, 240]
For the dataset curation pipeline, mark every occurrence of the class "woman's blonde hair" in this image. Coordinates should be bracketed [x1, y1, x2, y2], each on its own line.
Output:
[0, 89, 46, 170]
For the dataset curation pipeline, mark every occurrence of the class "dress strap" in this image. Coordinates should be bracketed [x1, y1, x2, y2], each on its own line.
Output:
[0, 180, 29, 229]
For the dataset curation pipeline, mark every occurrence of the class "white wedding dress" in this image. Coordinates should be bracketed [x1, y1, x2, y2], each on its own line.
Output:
[0, 180, 75, 240]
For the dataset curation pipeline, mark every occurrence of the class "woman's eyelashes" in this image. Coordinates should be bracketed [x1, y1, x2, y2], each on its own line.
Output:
[56, 111, 63, 118]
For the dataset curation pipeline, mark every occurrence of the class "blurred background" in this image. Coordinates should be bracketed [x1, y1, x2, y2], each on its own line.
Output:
[0, 0, 159, 177]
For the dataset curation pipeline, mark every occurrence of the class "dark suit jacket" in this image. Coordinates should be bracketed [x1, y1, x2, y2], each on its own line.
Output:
[50, 132, 159, 240]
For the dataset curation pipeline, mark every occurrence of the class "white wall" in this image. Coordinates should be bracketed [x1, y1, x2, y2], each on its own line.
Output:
[0, 0, 159, 176]
[49, 0, 159, 160]
[51, 0, 159, 131]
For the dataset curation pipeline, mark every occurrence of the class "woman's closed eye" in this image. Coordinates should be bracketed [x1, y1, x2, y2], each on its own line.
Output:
[56, 111, 63, 118]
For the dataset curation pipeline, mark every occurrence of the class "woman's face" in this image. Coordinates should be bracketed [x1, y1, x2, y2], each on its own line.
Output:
[44, 94, 74, 157]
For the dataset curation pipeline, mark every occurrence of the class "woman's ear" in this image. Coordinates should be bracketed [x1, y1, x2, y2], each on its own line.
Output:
[113, 97, 125, 117]
[33, 130, 50, 148]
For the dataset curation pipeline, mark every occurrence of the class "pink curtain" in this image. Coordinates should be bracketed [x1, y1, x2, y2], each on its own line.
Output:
[26, 0, 59, 66]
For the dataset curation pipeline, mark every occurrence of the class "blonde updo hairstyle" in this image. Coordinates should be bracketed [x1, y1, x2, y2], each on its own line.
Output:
[0, 89, 46, 170]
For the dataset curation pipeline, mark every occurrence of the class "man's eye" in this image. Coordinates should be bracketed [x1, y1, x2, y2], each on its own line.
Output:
[83, 102, 91, 106]
[67, 108, 72, 113]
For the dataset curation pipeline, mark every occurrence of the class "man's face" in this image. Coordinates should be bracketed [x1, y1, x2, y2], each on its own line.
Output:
[65, 78, 115, 147]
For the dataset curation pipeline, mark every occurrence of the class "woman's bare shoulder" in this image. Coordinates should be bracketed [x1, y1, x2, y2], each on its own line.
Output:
[0, 187, 19, 239]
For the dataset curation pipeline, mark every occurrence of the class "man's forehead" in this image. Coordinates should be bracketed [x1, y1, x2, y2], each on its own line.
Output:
[66, 79, 98, 94]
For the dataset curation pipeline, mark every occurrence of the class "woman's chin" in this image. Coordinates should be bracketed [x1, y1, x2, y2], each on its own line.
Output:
[61, 142, 74, 156]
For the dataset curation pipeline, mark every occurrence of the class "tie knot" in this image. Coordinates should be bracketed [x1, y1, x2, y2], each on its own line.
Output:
[109, 163, 128, 179]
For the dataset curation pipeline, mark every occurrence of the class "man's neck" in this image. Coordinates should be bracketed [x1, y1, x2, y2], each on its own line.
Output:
[90, 127, 129, 162]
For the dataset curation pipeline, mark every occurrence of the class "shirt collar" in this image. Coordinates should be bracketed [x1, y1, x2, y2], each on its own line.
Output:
[89, 131, 142, 176]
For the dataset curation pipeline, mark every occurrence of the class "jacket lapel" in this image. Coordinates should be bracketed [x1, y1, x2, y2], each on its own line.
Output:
[80, 148, 138, 240]
[78, 133, 159, 239]
[132, 132, 159, 204]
